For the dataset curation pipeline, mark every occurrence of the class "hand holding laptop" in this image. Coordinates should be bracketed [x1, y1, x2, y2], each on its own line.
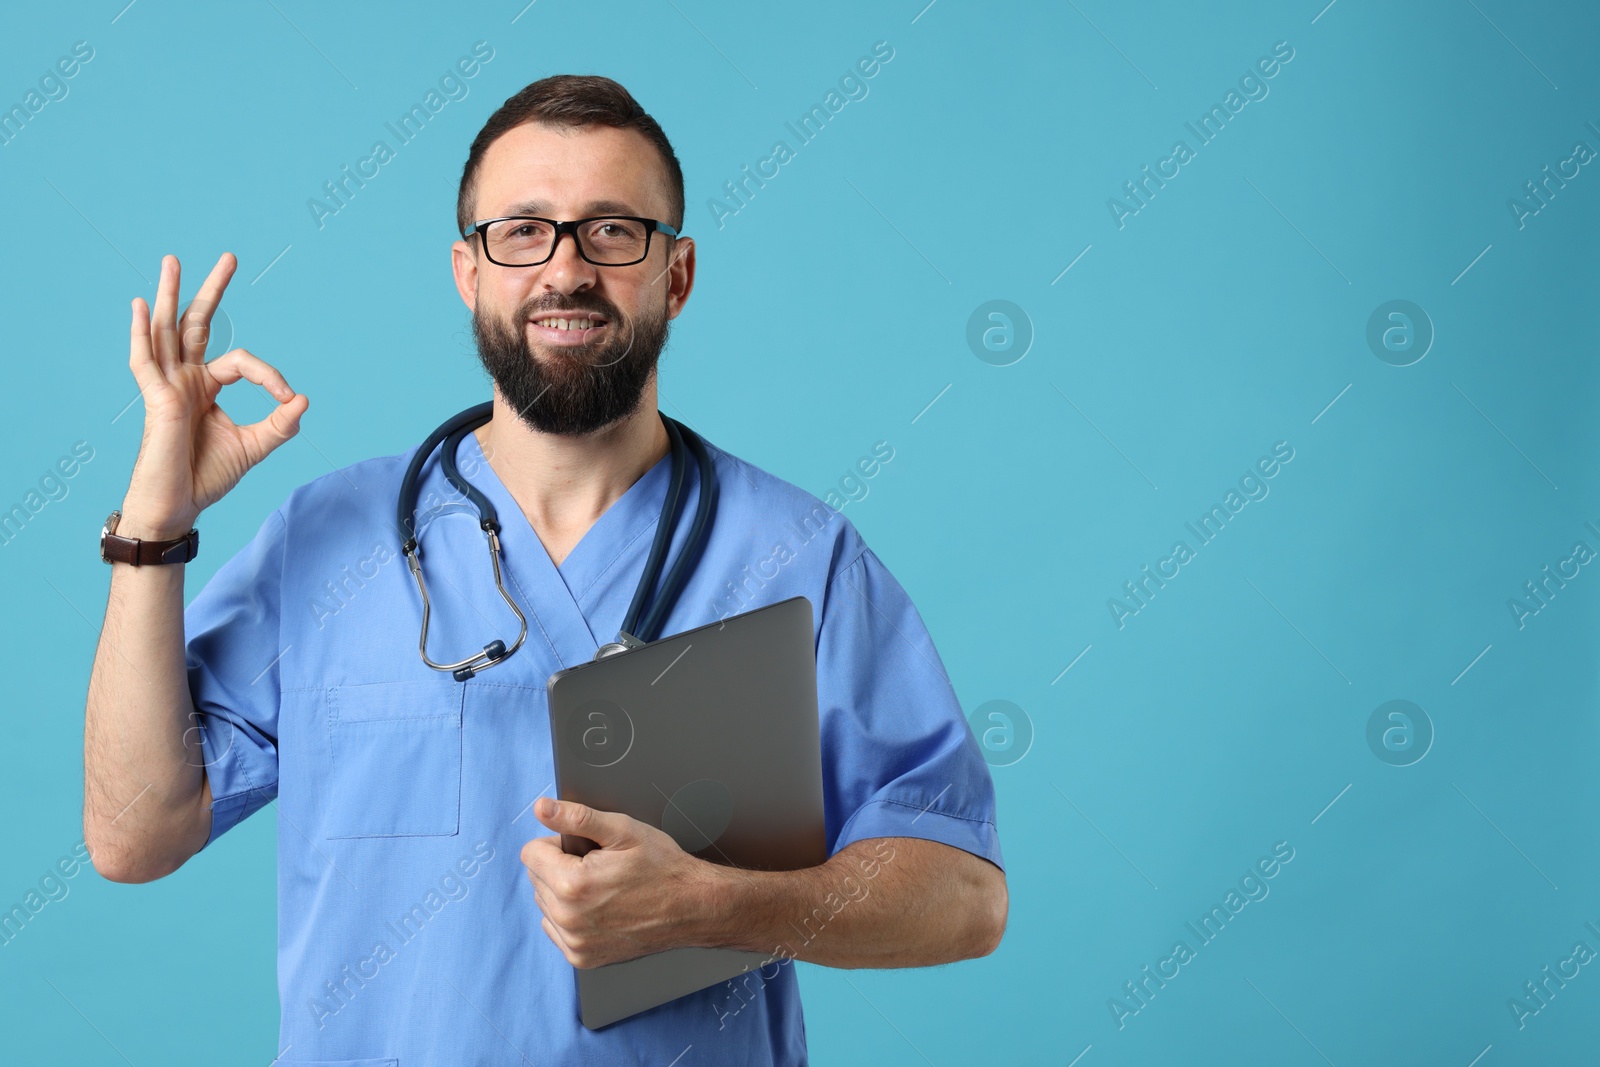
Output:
[521, 795, 728, 970]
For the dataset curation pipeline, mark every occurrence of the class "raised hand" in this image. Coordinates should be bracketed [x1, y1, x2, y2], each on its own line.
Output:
[121, 253, 308, 539]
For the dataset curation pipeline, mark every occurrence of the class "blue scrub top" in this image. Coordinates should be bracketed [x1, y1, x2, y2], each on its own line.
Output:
[187, 420, 1004, 1066]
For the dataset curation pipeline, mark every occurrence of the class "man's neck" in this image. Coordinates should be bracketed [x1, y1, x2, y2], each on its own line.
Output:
[471, 381, 671, 568]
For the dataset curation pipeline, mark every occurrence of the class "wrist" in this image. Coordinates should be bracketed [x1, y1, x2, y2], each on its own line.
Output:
[693, 861, 774, 955]
[102, 505, 200, 567]
[115, 503, 196, 542]
[685, 860, 739, 951]
[114, 519, 194, 542]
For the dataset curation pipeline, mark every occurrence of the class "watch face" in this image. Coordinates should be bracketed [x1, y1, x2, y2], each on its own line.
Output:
[100, 510, 121, 563]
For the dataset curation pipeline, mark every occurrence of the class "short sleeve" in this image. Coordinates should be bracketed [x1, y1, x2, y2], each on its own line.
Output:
[816, 547, 1004, 873]
[184, 507, 287, 852]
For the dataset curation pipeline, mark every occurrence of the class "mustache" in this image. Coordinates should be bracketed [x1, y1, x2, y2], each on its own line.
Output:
[521, 298, 616, 321]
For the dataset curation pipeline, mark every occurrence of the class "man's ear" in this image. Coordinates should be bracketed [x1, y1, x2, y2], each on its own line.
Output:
[451, 238, 478, 312]
[665, 235, 696, 321]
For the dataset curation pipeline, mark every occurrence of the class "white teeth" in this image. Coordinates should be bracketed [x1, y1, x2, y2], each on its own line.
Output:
[536, 316, 601, 331]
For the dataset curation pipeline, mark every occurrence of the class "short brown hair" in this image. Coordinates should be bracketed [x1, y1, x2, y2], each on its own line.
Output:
[456, 74, 684, 238]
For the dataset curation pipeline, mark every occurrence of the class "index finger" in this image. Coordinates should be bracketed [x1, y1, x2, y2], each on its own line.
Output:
[179, 252, 238, 364]
[521, 836, 580, 882]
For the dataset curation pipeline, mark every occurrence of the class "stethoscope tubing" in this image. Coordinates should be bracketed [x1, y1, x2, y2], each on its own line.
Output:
[396, 402, 716, 680]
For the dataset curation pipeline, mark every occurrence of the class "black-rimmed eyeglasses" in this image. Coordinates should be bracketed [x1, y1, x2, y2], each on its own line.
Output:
[462, 215, 680, 267]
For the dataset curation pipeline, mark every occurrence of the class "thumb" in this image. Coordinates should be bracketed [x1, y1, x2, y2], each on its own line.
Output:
[536, 797, 633, 848]
[250, 392, 310, 458]
[203, 347, 307, 460]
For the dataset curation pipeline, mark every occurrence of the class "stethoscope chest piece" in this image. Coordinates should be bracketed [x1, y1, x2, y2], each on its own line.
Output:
[593, 632, 646, 661]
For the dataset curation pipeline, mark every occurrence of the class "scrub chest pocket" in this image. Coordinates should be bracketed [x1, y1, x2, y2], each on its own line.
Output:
[326, 679, 463, 838]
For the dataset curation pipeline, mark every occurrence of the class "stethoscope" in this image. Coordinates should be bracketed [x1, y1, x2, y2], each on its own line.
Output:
[396, 401, 718, 681]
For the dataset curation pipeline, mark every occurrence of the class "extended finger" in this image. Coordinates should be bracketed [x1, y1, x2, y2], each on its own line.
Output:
[150, 255, 181, 373]
[179, 252, 237, 365]
[128, 297, 167, 396]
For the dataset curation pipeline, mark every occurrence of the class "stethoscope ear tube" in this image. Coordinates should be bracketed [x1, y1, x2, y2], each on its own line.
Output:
[395, 401, 493, 552]
[440, 421, 502, 530]
[633, 419, 717, 644]
[618, 414, 689, 644]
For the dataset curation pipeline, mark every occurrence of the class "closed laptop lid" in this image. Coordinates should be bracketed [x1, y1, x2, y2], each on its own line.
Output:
[546, 595, 826, 1029]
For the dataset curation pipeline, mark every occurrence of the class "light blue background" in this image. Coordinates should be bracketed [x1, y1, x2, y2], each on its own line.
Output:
[2, 0, 1597, 1063]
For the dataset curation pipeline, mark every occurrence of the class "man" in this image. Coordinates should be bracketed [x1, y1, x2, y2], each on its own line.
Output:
[83, 74, 1005, 1064]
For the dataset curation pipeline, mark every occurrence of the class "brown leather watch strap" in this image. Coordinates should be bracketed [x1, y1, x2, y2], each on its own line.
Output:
[100, 510, 199, 566]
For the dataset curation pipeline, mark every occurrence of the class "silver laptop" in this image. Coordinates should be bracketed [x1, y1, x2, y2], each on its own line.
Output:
[545, 595, 828, 1029]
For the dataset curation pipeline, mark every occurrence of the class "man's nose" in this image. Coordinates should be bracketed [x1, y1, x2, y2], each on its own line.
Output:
[541, 229, 597, 291]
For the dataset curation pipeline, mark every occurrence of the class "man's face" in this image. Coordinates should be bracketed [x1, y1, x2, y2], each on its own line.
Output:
[451, 122, 693, 436]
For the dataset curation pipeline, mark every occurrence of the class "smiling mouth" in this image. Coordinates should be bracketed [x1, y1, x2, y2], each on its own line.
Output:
[528, 314, 608, 346]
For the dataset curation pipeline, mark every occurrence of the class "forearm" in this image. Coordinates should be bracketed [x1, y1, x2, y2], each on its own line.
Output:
[83, 508, 209, 882]
[699, 837, 1006, 969]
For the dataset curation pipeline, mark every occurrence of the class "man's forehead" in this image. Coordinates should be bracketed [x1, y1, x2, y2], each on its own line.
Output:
[476, 123, 664, 218]
[495, 196, 647, 218]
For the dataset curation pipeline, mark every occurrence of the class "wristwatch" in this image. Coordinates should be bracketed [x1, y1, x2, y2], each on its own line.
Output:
[100, 509, 199, 566]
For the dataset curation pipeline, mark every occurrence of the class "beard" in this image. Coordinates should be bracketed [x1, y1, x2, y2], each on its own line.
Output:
[472, 290, 671, 436]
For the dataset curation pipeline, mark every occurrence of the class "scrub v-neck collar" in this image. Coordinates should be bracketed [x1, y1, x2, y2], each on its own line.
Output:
[452, 425, 674, 672]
